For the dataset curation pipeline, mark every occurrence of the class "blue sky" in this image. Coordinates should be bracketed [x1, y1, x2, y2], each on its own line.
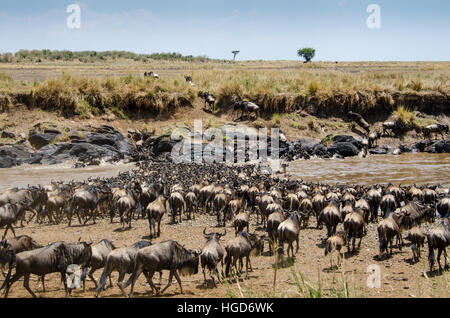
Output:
[0, 0, 449, 61]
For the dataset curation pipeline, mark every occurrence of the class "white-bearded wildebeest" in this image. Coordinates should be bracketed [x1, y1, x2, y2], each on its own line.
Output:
[277, 212, 301, 259]
[405, 226, 426, 263]
[0, 187, 47, 226]
[118, 240, 200, 298]
[213, 192, 229, 227]
[312, 192, 326, 229]
[198, 91, 216, 112]
[367, 187, 382, 222]
[0, 203, 24, 237]
[437, 197, 450, 218]
[232, 101, 260, 120]
[0, 240, 92, 298]
[67, 187, 111, 227]
[0, 235, 42, 276]
[324, 231, 347, 269]
[169, 191, 185, 224]
[96, 241, 153, 298]
[117, 187, 142, 229]
[146, 195, 167, 238]
[82, 239, 117, 291]
[423, 123, 449, 140]
[427, 218, 450, 273]
[224, 232, 265, 278]
[201, 228, 226, 287]
[267, 211, 285, 254]
[343, 210, 366, 254]
[233, 211, 249, 235]
[318, 200, 343, 238]
[184, 192, 197, 221]
[348, 111, 371, 134]
[377, 208, 405, 260]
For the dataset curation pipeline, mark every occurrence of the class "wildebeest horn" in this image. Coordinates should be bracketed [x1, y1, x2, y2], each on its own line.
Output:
[203, 228, 210, 236]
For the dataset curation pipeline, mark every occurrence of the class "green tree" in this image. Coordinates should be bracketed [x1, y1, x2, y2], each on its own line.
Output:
[297, 48, 316, 63]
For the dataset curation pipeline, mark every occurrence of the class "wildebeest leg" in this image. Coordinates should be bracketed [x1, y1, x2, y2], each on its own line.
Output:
[296, 236, 299, 254]
[35, 275, 46, 292]
[3, 272, 23, 298]
[88, 269, 98, 290]
[159, 271, 175, 295]
[173, 271, 184, 294]
[157, 219, 161, 237]
[23, 273, 38, 298]
[61, 273, 70, 298]
[437, 248, 443, 272]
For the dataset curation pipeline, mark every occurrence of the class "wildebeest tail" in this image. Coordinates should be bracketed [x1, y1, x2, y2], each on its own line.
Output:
[427, 236, 435, 270]
[224, 248, 232, 277]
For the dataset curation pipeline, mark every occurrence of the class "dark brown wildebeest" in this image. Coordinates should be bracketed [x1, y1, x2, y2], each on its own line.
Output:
[169, 191, 185, 224]
[0, 187, 47, 226]
[324, 231, 347, 268]
[355, 197, 371, 224]
[405, 226, 426, 263]
[318, 201, 342, 238]
[427, 218, 450, 272]
[146, 195, 167, 238]
[0, 203, 24, 237]
[200, 228, 226, 287]
[67, 187, 111, 227]
[118, 240, 200, 298]
[377, 208, 404, 260]
[0, 235, 42, 276]
[0, 240, 92, 298]
[312, 192, 326, 229]
[368, 130, 381, 148]
[232, 101, 260, 120]
[367, 187, 382, 222]
[437, 197, 450, 218]
[233, 211, 249, 235]
[213, 193, 229, 227]
[343, 210, 365, 253]
[224, 232, 264, 278]
[348, 111, 370, 134]
[423, 124, 448, 140]
[82, 239, 117, 291]
[277, 212, 301, 259]
[198, 91, 216, 112]
[267, 211, 285, 254]
[382, 121, 400, 136]
[96, 241, 153, 298]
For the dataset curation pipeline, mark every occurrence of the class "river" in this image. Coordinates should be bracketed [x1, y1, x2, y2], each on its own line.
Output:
[0, 153, 449, 191]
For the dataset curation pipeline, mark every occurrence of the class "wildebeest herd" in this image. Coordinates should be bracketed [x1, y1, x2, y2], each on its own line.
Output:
[0, 161, 449, 298]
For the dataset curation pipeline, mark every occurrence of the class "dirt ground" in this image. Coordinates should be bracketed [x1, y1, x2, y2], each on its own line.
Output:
[3, 212, 449, 299]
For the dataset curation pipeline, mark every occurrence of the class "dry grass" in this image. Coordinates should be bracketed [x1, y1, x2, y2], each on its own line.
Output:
[0, 60, 449, 118]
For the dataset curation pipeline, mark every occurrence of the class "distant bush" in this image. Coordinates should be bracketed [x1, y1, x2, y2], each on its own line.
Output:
[4, 50, 220, 63]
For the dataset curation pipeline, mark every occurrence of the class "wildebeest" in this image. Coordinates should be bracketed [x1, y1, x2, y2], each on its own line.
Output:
[277, 212, 301, 258]
[144, 71, 159, 79]
[405, 226, 426, 263]
[118, 240, 200, 297]
[318, 201, 342, 237]
[348, 111, 371, 134]
[312, 192, 326, 229]
[67, 187, 111, 226]
[232, 101, 260, 120]
[267, 211, 285, 254]
[117, 186, 142, 229]
[377, 209, 401, 260]
[96, 240, 153, 298]
[82, 239, 117, 291]
[0, 203, 24, 237]
[0, 235, 42, 276]
[233, 211, 249, 235]
[198, 91, 216, 112]
[382, 121, 400, 136]
[200, 228, 226, 287]
[343, 210, 365, 253]
[184, 192, 197, 220]
[146, 195, 167, 238]
[0, 187, 47, 226]
[367, 187, 382, 222]
[368, 130, 381, 148]
[224, 232, 264, 278]
[169, 191, 185, 224]
[213, 192, 229, 227]
[427, 218, 450, 272]
[423, 123, 448, 140]
[0, 240, 92, 298]
[437, 197, 450, 218]
[185, 75, 195, 86]
[324, 231, 347, 268]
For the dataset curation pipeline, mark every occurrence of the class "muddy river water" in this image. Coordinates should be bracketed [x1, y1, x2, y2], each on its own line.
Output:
[0, 153, 449, 191]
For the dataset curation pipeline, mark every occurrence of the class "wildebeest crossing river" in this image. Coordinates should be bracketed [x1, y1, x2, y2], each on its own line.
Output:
[0, 153, 448, 191]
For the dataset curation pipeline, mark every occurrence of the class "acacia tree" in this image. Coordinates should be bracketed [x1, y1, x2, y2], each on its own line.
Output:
[232, 51, 240, 61]
[297, 48, 316, 63]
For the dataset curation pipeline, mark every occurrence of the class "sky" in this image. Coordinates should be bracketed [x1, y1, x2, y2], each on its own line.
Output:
[0, 0, 449, 61]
